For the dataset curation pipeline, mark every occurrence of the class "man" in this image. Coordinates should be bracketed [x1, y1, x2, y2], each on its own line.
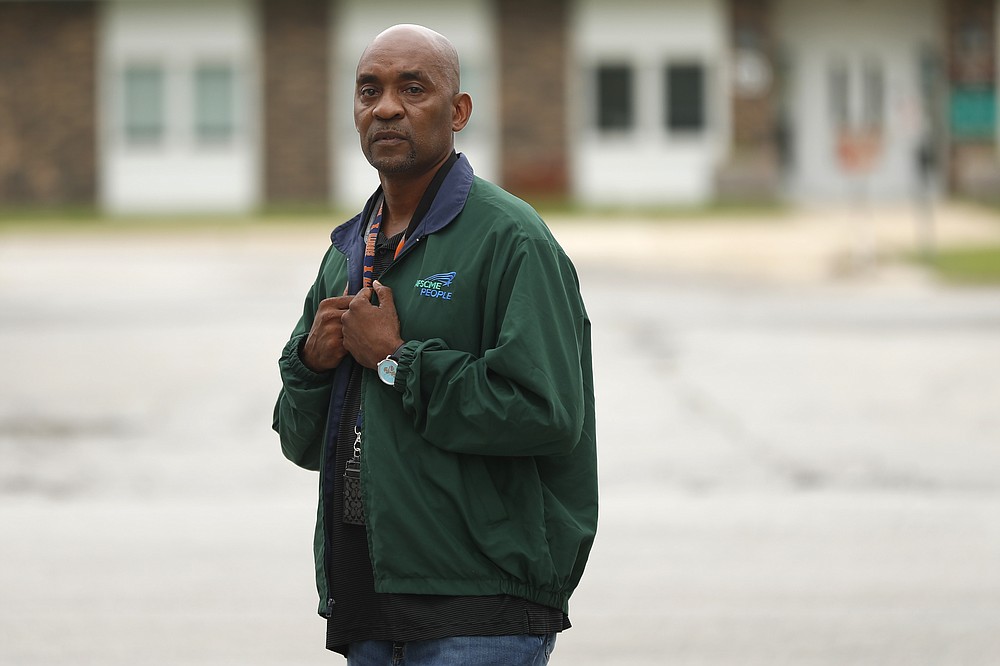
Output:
[273, 24, 597, 665]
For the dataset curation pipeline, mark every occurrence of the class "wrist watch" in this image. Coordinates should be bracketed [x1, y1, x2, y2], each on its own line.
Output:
[377, 346, 404, 386]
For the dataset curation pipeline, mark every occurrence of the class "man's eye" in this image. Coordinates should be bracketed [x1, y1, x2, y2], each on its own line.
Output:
[359, 87, 378, 98]
[403, 86, 424, 95]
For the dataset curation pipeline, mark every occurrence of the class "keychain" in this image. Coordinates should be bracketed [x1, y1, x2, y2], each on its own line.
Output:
[343, 424, 366, 525]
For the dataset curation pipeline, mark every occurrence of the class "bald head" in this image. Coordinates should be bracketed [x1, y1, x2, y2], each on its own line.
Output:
[360, 24, 461, 95]
[352, 24, 472, 178]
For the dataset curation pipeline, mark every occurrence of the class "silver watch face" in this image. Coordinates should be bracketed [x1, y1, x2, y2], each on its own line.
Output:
[377, 357, 398, 385]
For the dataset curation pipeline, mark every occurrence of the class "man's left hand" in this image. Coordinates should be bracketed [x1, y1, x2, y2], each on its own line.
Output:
[342, 280, 405, 369]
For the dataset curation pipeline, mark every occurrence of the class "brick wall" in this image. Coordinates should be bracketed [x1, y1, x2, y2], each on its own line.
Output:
[729, 0, 777, 147]
[497, 0, 569, 199]
[944, 0, 1000, 197]
[0, 2, 97, 205]
[715, 0, 780, 200]
[262, 0, 330, 204]
[946, 0, 996, 85]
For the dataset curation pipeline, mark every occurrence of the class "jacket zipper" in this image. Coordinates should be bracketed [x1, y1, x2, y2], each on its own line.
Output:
[321, 403, 338, 617]
[320, 233, 421, 617]
[320, 255, 352, 618]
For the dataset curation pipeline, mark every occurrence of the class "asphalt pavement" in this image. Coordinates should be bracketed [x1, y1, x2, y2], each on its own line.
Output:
[1, 202, 999, 665]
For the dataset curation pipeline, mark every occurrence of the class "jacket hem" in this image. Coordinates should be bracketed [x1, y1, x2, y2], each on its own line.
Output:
[373, 576, 570, 614]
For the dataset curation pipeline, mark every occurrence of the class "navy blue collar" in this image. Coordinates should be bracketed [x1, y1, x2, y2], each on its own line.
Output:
[331, 153, 474, 295]
[331, 153, 474, 257]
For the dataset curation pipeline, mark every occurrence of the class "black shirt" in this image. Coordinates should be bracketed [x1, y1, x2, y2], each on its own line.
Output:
[324, 228, 569, 656]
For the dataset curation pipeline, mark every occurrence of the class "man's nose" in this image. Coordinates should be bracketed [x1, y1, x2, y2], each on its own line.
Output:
[373, 90, 404, 120]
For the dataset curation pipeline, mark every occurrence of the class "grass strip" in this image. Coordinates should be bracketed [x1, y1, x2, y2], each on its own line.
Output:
[924, 246, 1000, 284]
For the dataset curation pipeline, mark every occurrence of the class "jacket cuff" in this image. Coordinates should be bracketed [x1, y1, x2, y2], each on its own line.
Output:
[280, 333, 334, 388]
[392, 340, 418, 394]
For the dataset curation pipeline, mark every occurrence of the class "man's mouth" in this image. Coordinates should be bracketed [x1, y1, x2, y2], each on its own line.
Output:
[372, 130, 408, 144]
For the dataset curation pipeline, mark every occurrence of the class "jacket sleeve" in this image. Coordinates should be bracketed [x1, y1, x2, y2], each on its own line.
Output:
[272, 252, 339, 471]
[393, 237, 590, 458]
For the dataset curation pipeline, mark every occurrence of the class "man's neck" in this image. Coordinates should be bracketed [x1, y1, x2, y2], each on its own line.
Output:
[378, 153, 451, 237]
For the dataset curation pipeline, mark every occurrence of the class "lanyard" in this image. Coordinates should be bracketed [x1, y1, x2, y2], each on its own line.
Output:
[362, 204, 380, 290]
[362, 203, 408, 290]
[361, 151, 460, 290]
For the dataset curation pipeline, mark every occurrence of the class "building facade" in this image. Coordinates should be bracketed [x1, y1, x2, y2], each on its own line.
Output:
[0, 0, 997, 213]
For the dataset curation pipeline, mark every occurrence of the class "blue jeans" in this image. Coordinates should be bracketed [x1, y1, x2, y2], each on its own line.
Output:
[346, 634, 557, 666]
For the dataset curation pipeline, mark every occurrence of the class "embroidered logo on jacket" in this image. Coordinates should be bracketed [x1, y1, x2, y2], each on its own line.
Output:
[413, 271, 457, 300]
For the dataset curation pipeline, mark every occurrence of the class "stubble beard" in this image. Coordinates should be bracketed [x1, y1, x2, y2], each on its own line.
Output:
[364, 132, 418, 174]
[367, 149, 418, 174]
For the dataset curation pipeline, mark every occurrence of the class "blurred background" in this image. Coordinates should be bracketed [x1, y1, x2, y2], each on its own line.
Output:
[2, 1, 1000, 664]
[1, 0, 999, 212]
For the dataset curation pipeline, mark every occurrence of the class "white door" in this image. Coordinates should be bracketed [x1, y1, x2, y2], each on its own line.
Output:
[774, 0, 942, 202]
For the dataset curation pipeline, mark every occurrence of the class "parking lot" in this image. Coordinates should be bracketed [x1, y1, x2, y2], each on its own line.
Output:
[2, 203, 999, 664]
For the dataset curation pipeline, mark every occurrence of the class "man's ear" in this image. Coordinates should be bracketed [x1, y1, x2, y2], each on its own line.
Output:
[452, 92, 473, 132]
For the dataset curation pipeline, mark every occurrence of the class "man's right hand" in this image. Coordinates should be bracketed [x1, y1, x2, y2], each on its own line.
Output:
[301, 293, 354, 372]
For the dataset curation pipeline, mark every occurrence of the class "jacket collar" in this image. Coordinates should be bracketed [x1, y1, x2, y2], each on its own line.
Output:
[331, 152, 474, 258]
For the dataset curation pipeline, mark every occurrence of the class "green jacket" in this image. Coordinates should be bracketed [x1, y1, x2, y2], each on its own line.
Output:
[273, 155, 597, 616]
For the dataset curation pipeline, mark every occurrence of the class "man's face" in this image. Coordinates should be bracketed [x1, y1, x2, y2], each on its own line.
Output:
[354, 35, 460, 177]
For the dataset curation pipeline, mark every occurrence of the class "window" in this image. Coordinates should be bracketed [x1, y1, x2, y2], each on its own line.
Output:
[595, 64, 633, 131]
[828, 59, 850, 130]
[665, 63, 705, 132]
[861, 58, 884, 130]
[194, 64, 236, 143]
[828, 57, 884, 131]
[123, 65, 165, 144]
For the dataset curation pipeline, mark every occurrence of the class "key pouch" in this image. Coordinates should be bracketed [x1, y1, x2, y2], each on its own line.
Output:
[343, 459, 366, 525]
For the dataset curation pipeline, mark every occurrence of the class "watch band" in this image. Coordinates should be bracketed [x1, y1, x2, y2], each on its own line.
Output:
[389, 341, 407, 361]
[377, 342, 406, 386]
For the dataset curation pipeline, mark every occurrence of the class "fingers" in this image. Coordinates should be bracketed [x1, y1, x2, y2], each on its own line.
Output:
[350, 287, 373, 309]
[340, 282, 393, 309]
[372, 280, 395, 311]
[320, 293, 354, 312]
[341, 282, 402, 369]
